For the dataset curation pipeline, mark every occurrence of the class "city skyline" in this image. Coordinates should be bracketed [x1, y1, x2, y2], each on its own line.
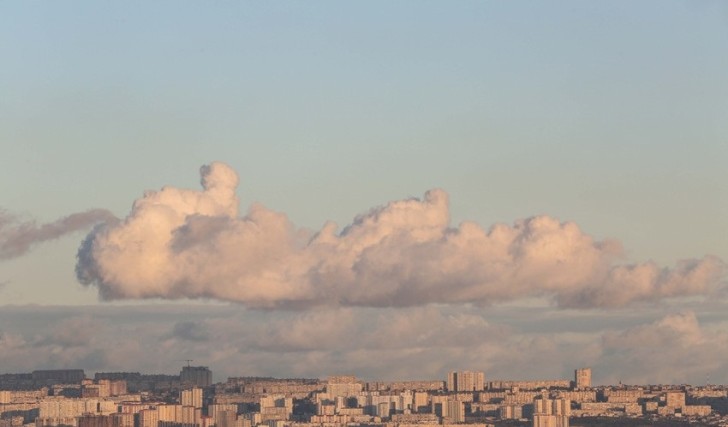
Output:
[3, 366, 723, 427]
[1, 1, 728, 386]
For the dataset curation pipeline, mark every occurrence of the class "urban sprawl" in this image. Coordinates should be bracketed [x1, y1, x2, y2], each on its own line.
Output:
[1, 367, 727, 427]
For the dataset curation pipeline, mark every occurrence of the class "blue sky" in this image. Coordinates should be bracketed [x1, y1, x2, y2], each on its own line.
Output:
[0, 1, 727, 382]
[2, 1, 727, 304]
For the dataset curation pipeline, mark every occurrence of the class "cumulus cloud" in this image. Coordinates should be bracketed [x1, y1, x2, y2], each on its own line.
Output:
[597, 311, 728, 384]
[75, 162, 726, 309]
[0, 209, 116, 260]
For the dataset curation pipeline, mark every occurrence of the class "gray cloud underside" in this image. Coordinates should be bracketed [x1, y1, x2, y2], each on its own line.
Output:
[0, 209, 117, 260]
[75, 162, 726, 309]
[2, 304, 727, 385]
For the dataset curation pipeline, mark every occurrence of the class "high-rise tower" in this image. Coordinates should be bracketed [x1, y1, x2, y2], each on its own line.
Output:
[446, 371, 485, 392]
[180, 366, 212, 387]
[574, 368, 591, 389]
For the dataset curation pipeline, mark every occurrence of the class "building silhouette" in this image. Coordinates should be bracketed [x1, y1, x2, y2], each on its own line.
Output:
[180, 367, 212, 388]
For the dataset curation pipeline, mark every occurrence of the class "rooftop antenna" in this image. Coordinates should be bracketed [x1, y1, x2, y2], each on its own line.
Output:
[182, 359, 194, 367]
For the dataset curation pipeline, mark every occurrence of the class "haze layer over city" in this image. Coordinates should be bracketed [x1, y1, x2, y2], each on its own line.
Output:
[1, 0, 728, 393]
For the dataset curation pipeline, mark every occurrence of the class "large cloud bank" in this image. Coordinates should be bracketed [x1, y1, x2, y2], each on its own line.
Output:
[3, 304, 727, 384]
[76, 162, 725, 309]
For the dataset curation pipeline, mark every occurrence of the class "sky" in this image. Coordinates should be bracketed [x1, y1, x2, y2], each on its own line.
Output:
[1, 1, 727, 385]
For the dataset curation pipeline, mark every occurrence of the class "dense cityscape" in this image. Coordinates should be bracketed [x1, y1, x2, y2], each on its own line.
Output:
[2, 3, 727, 427]
[2, 366, 728, 427]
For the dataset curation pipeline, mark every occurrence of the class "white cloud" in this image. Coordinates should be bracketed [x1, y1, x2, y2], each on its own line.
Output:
[76, 162, 726, 309]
